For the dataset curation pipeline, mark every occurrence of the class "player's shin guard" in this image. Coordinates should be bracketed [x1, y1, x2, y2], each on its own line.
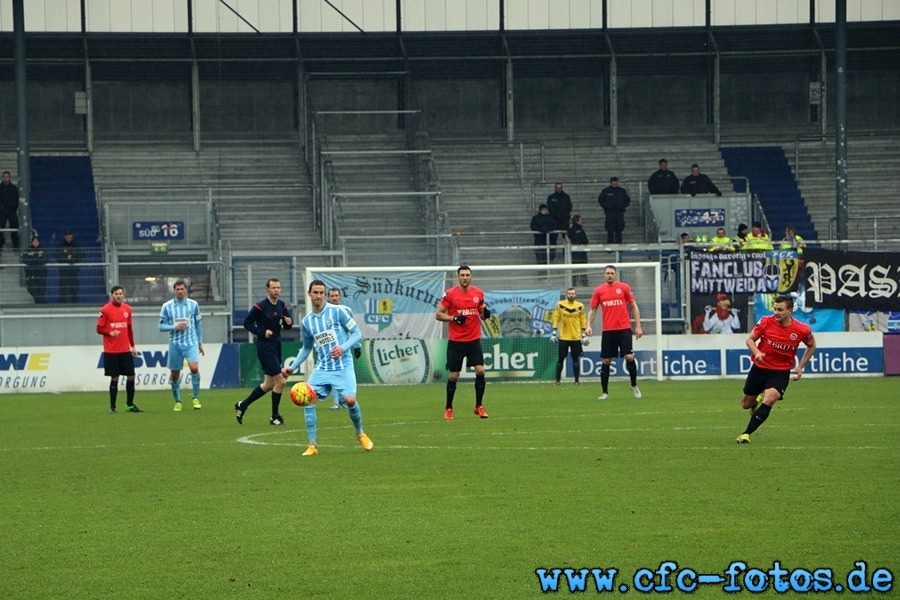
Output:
[446, 379, 457, 409]
[348, 402, 363, 435]
[125, 379, 135, 405]
[474, 374, 486, 406]
[191, 373, 200, 398]
[600, 363, 610, 392]
[271, 392, 282, 416]
[109, 379, 118, 409]
[304, 405, 318, 446]
[744, 402, 772, 435]
[626, 359, 638, 386]
[170, 378, 182, 402]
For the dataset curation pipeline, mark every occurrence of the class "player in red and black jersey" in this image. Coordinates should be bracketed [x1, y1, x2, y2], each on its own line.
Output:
[435, 265, 492, 420]
[586, 265, 643, 400]
[736, 294, 816, 444]
[96, 285, 141, 413]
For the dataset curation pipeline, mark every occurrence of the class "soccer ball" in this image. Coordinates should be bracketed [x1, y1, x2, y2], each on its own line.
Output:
[290, 381, 318, 407]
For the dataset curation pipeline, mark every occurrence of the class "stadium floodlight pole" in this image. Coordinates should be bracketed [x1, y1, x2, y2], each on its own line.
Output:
[304, 262, 664, 382]
[834, 0, 849, 241]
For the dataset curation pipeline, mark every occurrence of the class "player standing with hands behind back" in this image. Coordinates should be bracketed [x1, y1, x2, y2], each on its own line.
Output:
[586, 265, 643, 400]
[735, 295, 815, 444]
[436, 265, 492, 420]
[97, 286, 141, 413]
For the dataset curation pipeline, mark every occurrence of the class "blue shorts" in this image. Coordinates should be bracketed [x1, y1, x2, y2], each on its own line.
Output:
[256, 340, 283, 376]
[308, 367, 357, 404]
[168, 343, 200, 370]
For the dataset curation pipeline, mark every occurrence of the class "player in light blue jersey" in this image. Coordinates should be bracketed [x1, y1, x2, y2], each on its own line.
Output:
[282, 279, 373, 455]
[327, 287, 362, 410]
[158, 280, 204, 411]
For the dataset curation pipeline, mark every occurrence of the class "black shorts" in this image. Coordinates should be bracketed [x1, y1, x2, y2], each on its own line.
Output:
[600, 329, 633, 359]
[743, 365, 791, 399]
[446, 339, 484, 373]
[103, 352, 135, 378]
[558, 340, 583, 360]
[256, 340, 284, 376]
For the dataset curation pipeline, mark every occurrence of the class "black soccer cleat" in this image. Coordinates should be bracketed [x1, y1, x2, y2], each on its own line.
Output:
[125, 405, 144, 413]
[270, 414, 285, 426]
[235, 402, 245, 425]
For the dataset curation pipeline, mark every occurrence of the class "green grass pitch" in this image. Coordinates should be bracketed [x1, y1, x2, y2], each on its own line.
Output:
[1, 377, 897, 599]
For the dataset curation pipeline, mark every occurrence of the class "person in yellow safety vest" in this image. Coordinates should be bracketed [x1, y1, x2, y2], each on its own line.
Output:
[732, 223, 749, 250]
[743, 221, 774, 250]
[709, 226, 733, 251]
[780, 224, 805, 254]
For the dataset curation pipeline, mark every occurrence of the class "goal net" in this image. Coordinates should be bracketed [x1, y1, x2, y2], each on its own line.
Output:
[301, 262, 663, 384]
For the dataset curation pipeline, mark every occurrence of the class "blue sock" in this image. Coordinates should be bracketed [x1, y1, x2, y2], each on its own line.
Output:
[348, 403, 363, 435]
[304, 405, 318, 446]
[171, 378, 181, 402]
[191, 373, 200, 398]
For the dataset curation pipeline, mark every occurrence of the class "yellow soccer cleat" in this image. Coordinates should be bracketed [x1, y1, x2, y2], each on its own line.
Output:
[301, 445, 319, 456]
[192, 398, 202, 410]
[357, 433, 374, 451]
[736, 433, 751, 444]
[173, 401, 182, 412]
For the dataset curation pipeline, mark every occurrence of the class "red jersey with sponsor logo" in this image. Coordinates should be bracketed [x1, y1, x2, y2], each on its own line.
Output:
[590, 282, 635, 332]
[751, 314, 813, 371]
[97, 301, 135, 353]
[440, 284, 485, 342]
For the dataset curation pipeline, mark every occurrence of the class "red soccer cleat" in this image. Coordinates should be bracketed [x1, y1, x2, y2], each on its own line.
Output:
[474, 405, 489, 419]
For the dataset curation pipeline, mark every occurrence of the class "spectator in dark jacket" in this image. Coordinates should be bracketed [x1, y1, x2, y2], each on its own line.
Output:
[597, 177, 631, 244]
[567, 215, 590, 287]
[680, 164, 722, 196]
[0, 171, 19, 254]
[530, 204, 558, 264]
[22, 235, 48, 303]
[648, 159, 679, 195]
[57, 230, 84, 303]
[545, 182, 572, 232]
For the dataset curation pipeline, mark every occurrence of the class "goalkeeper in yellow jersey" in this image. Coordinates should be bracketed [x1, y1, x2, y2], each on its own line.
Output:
[550, 287, 588, 385]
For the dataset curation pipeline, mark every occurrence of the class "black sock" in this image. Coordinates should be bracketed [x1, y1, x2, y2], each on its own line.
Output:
[745, 403, 772, 435]
[600, 363, 610, 392]
[109, 379, 118, 409]
[626, 359, 637, 386]
[446, 379, 457, 410]
[573, 359, 580, 382]
[271, 392, 282, 417]
[475, 374, 486, 406]
[555, 358, 564, 381]
[126, 379, 135, 405]
[240, 385, 267, 409]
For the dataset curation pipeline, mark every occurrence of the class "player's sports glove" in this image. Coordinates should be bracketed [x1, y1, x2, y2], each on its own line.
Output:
[453, 315, 467, 325]
[353, 347, 361, 359]
[549, 330, 558, 343]
[481, 307, 491, 319]
[581, 334, 589, 347]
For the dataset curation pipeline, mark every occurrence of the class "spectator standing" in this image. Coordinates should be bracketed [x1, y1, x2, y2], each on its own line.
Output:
[56, 230, 83, 303]
[545, 182, 572, 233]
[158, 280, 204, 411]
[709, 227, 733, 251]
[551, 287, 588, 385]
[22, 236, 48, 303]
[736, 295, 815, 444]
[597, 177, 631, 244]
[781, 225, 805, 253]
[647, 159, 679, 195]
[743, 221, 774, 250]
[235, 278, 293, 426]
[96, 285, 141, 414]
[0, 171, 19, 255]
[435, 265, 491, 420]
[567, 214, 589, 287]
[327, 287, 361, 410]
[680, 164, 722, 196]
[733, 223, 749, 249]
[282, 280, 373, 456]
[530, 203, 558, 264]
[585, 265, 643, 400]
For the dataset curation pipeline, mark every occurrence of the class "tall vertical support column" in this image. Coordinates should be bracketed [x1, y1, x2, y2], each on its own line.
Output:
[505, 57, 514, 142]
[83, 41, 94, 153]
[609, 56, 617, 148]
[13, 0, 30, 248]
[834, 0, 848, 240]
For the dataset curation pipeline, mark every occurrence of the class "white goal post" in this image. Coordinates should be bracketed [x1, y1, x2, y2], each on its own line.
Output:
[302, 262, 664, 383]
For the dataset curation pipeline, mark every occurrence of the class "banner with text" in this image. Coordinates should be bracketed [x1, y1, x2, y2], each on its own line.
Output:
[803, 248, 900, 311]
[689, 249, 800, 295]
[481, 290, 561, 338]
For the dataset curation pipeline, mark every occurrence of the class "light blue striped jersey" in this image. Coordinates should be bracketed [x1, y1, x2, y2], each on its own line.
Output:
[301, 304, 359, 372]
[335, 304, 361, 350]
[159, 297, 202, 346]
